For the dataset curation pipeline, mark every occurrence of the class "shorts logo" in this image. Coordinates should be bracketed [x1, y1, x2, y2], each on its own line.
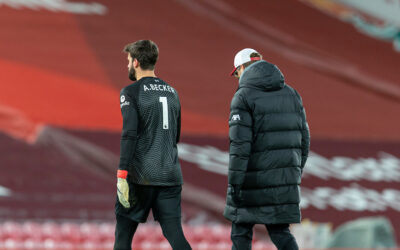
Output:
[120, 95, 126, 103]
[231, 114, 240, 121]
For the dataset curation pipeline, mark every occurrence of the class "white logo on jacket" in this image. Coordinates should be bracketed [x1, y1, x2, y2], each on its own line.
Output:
[231, 114, 241, 121]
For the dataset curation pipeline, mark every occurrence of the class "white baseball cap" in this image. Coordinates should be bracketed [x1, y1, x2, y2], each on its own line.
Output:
[230, 48, 261, 76]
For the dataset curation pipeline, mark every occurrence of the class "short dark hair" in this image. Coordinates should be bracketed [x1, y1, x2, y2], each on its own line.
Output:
[124, 40, 159, 70]
[242, 52, 262, 68]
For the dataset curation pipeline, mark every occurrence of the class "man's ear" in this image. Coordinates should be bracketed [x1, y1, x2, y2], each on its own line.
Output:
[133, 58, 140, 68]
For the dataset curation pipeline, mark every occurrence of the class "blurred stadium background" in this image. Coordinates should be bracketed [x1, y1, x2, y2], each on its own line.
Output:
[0, 0, 400, 249]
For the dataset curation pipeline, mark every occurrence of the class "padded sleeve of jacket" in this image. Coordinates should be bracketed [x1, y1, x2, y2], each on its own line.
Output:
[176, 100, 181, 143]
[228, 93, 253, 186]
[118, 88, 139, 171]
[299, 97, 310, 170]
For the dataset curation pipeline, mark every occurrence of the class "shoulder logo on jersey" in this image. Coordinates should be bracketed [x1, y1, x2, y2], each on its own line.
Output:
[120, 95, 130, 108]
[231, 114, 241, 121]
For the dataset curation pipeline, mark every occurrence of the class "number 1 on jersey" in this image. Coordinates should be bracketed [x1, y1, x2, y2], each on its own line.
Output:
[159, 97, 169, 129]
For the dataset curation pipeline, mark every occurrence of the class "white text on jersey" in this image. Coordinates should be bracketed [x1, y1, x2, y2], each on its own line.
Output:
[144, 84, 175, 93]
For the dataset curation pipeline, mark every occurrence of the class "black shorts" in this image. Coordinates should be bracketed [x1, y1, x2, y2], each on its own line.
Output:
[115, 184, 182, 223]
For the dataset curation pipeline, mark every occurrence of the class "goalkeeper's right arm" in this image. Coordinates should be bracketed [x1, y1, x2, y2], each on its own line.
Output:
[117, 170, 130, 208]
[117, 88, 139, 208]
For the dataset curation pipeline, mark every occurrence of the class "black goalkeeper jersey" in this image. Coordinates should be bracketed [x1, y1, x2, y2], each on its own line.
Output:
[118, 77, 183, 186]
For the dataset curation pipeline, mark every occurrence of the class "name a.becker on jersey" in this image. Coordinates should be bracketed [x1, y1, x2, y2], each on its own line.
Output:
[144, 84, 175, 93]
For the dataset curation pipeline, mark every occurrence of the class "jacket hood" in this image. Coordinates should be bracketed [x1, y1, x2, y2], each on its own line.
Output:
[238, 60, 285, 91]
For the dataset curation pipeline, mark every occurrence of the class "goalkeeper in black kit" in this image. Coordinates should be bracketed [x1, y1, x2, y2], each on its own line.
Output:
[114, 40, 191, 250]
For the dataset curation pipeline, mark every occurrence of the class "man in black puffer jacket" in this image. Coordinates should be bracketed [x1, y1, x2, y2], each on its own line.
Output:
[224, 48, 310, 250]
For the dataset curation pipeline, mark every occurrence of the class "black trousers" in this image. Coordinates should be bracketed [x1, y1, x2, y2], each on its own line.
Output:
[114, 185, 191, 250]
[114, 214, 191, 250]
[231, 223, 299, 250]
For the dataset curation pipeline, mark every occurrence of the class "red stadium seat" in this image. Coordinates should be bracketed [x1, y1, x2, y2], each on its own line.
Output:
[22, 222, 43, 241]
[98, 222, 115, 242]
[60, 222, 83, 243]
[23, 238, 44, 249]
[253, 240, 276, 250]
[210, 224, 231, 243]
[139, 241, 159, 250]
[4, 238, 24, 249]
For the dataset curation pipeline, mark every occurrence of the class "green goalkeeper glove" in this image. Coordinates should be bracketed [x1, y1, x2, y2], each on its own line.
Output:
[117, 170, 130, 208]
